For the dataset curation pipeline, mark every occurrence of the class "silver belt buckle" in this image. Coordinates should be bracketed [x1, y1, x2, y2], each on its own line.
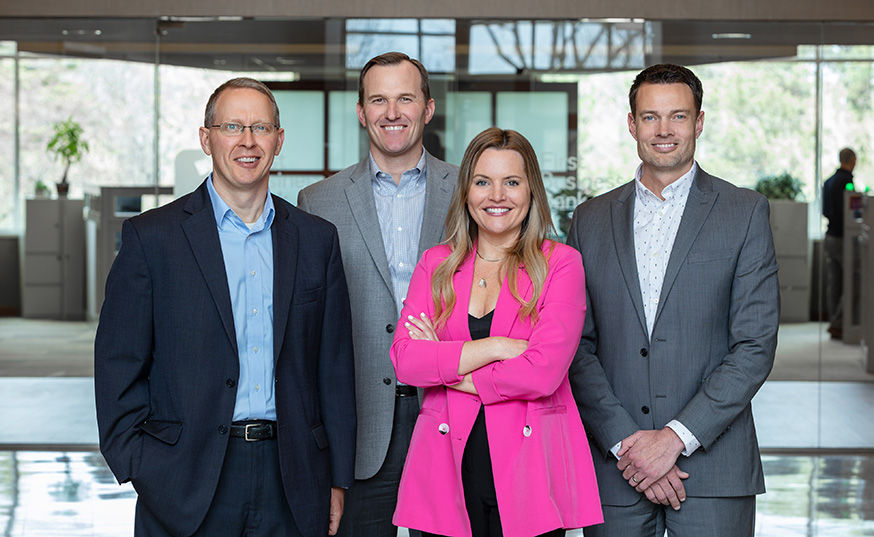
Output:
[244, 423, 259, 441]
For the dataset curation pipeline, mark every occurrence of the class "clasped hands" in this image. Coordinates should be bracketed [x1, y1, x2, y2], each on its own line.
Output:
[617, 428, 689, 510]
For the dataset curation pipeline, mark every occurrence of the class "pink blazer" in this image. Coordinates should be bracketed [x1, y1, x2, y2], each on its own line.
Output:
[391, 241, 602, 537]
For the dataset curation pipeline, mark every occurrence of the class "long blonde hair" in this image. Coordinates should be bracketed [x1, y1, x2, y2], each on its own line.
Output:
[431, 127, 556, 328]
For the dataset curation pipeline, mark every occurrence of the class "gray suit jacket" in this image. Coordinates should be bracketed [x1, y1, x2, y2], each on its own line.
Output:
[297, 151, 457, 479]
[567, 167, 779, 506]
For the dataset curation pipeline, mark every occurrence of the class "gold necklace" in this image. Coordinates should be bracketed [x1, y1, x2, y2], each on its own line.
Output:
[476, 250, 502, 263]
[473, 262, 500, 288]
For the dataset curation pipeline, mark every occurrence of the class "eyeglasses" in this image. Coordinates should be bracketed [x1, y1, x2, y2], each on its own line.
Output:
[208, 123, 279, 137]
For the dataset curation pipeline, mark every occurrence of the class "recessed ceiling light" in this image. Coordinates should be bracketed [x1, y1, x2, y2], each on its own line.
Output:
[712, 33, 752, 40]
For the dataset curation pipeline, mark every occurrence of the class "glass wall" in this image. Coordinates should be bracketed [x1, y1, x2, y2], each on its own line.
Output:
[5, 19, 870, 235]
[0, 51, 14, 230]
[2, 17, 874, 452]
[2, 18, 874, 537]
[16, 55, 156, 201]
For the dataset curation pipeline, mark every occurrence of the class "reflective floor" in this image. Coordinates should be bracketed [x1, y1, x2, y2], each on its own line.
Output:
[1, 451, 874, 536]
[0, 451, 135, 537]
[2, 319, 874, 536]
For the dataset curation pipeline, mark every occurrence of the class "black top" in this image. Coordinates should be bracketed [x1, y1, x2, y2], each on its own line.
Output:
[465, 309, 495, 487]
[822, 167, 854, 237]
[468, 309, 494, 341]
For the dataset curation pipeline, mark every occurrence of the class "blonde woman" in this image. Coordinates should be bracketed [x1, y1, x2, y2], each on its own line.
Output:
[390, 128, 602, 537]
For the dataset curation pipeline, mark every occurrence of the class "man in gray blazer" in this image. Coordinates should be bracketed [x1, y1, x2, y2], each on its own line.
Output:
[297, 52, 457, 535]
[568, 64, 779, 536]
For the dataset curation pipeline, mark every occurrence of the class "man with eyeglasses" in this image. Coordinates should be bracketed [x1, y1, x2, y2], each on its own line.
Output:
[95, 77, 356, 537]
[298, 52, 457, 536]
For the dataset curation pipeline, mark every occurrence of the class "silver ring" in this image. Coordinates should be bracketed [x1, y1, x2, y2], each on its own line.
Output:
[631, 476, 639, 484]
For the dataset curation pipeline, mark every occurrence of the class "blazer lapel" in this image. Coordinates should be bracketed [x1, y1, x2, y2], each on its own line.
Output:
[653, 169, 718, 328]
[345, 160, 394, 295]
[611, 183, 649, 336]
[271, 199, 298, 364]
[449, 254, 476, 340]
[181, 183, 238, 355]
[491, 263, 533, 336]
[418, 152, 455, 258]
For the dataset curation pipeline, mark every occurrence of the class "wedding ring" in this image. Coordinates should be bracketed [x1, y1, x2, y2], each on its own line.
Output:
[631, 476, 639, 484]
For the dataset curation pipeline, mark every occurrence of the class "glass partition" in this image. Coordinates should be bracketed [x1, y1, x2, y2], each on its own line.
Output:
[0, 53, 14, 229]
[16, 55, 156, 202]
[1, 15, 873, 453]
[2, 15, 874, 534]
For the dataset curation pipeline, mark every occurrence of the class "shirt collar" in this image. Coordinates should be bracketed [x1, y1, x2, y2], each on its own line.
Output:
[633, 161, 697, 202]
[206, 173, 275, 232]
[369, 149, 427, 185]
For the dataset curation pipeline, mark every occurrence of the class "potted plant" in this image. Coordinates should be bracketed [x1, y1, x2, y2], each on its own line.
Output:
[47, 117, 89, 198]
[754, 172, 803, 201]
[34, 180, 50, 199]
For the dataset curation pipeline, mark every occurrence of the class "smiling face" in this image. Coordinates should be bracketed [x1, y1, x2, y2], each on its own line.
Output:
[466, 148, 532, 247]
[357, 61, 435, 171]
[199, 87, 284, 198]
[628, 82, 704, 186]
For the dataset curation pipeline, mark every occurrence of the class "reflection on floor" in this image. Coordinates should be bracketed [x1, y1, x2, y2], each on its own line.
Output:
[0, 451, 135, 537]
[2, 319, 874, 535]
[1, 451, 873, 536]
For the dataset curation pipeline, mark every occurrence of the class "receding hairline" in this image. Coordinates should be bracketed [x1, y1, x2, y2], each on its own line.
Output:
[213, 87, 277, 122]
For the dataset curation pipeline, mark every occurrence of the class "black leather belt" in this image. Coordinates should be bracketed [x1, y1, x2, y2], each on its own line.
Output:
[230, 421, 276, 441]
[396, 385, 418, 397]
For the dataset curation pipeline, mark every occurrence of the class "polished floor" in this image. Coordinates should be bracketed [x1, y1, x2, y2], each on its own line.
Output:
[1, 319, 874, 536]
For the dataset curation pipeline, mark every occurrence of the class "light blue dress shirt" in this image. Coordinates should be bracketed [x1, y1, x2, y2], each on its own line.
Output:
[370, 150, 428, 317]
[207, 176, 276, 421]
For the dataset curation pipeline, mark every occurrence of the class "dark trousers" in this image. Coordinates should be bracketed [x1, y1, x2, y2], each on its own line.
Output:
[335, 394, 420, 537]
[134, 435, 301, 537]
[583, 495, 755, 537]
[824, 234, 844, 330]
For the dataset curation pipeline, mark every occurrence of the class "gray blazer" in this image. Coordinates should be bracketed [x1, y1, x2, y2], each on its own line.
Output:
[567, 168, 779, 505]
[297, 151, 457, 479]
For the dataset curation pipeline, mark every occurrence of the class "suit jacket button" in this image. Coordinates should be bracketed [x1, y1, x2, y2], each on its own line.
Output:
[386, 324, 394, 334]
[640, 348, 648, 357]
[383, 377, 392, 385]
[218, 425, 228, 434]
[226, 379, 236, 388]
[641, 406, 650, 414]
[438, 423, 449, 435]
[523, 425, 532, 437]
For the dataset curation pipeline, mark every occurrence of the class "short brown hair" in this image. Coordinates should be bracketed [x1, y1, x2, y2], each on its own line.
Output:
[629, 64, 703, 117]
[358, 52, 431, 104]
[840, 147, 856, 166]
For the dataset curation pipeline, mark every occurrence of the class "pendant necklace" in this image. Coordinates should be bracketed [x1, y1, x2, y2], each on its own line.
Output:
[473, 250, 502, 288]
[474, 265, 491, 288]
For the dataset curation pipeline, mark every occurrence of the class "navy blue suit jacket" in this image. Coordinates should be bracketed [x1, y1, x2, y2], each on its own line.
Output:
[95, 180, 356, 536]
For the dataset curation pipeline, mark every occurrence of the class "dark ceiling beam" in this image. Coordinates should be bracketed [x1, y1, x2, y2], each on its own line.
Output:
[1, 0, 873, 22]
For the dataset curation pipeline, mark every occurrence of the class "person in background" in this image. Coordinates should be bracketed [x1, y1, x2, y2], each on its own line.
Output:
[391, 127, 603, 537]
[95, 77, 356, 536]
[297, 52, 457, 536]
[568, 63, 779, 537]
[822, 147, 856, 339]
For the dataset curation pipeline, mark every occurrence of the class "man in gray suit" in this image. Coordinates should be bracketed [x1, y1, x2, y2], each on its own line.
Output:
[568, 64, 779, 536]
[297, 52, 457, 535]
